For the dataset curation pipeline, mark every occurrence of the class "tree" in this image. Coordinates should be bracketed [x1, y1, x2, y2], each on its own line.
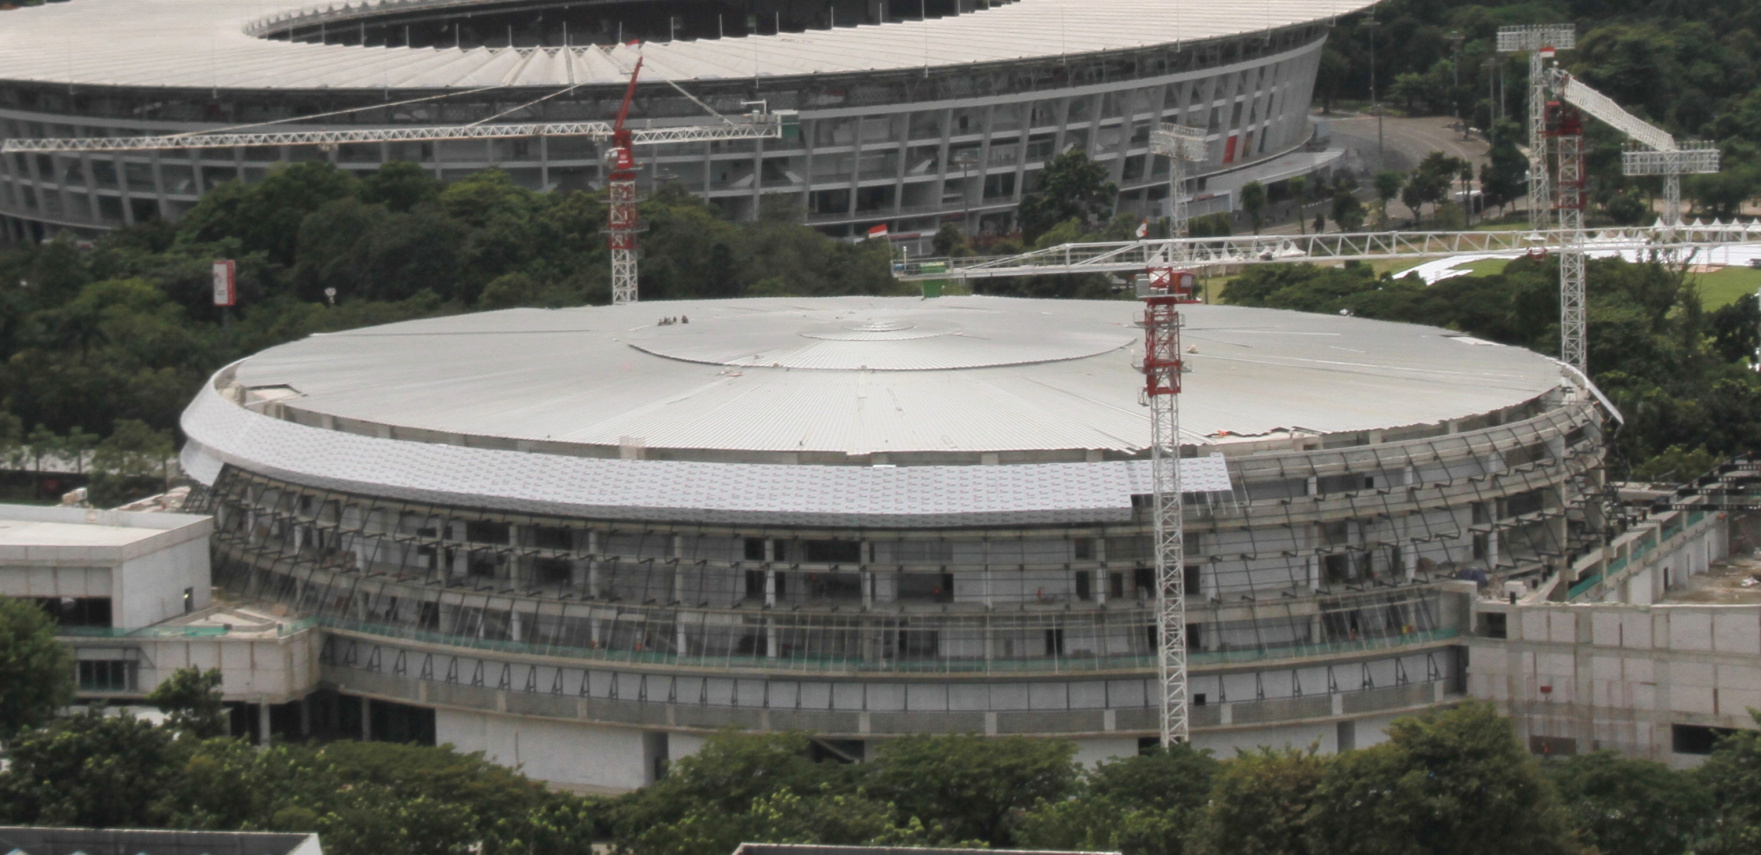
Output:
[90, 418, 176, 505]
[0, 594, 73, 741]
[865, 734, 1078, 846]
[1017, 151, 1118, 242]
[360, 161, 441, 213]
[1548, 751, 1709, 855]
[1689, 168, 1759, 220]
[932, 223, 972, 258]
[147, 666, 227, 738]
[1331, 190, 1367, 232]
[1695, 710, 1761, 855]
[1020, 744, 1218, 855]
[63, 426, 98, 474]
[1304, 702, 1576, 855]
[1374, 170, 1406, 225]
[1186, 747, 1326, 855]
[608, 731, 847, 849]
[1710, 293, 1760, 365]
[0, 708, 176, 827]
[1480, 131, 1528, 218]
[1239, 181, 1268, 234]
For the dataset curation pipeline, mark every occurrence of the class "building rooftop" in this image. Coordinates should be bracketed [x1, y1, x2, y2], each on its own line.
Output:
[0, 505, 211, 564]
[0, 0, 1374, 91]
[178, 297, 1571, 528]
[218, 297, 1565, 460]
[0, 827, 320, 855]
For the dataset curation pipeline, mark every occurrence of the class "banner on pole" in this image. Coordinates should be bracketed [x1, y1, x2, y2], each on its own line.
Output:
[212, 260, 236, 307]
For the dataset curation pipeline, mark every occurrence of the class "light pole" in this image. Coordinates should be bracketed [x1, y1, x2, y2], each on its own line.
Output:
[1449, 30, 1463, 137]
[1363, 17, 1382, 172]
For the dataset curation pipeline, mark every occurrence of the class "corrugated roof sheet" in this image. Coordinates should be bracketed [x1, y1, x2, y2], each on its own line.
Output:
[0, 0, 1373, 90]
[181, 382, 1232, 526]
[215, 296, 1564, 459]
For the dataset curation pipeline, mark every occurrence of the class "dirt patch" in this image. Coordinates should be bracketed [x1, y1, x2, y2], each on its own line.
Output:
[1665, 552, 1761, 604]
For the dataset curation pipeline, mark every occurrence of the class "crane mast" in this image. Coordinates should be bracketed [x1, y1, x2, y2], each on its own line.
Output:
[607, 58, 645, 306]
[0, 58, 789, 307]
[1141, 266, 1198, 747]
[1547, 101, 1589, 373]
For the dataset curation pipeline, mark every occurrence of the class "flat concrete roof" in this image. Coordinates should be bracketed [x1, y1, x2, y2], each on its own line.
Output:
[0, 505, 211, 564]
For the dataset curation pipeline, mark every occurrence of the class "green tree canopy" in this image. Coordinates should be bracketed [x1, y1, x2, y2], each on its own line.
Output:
[0, 594, 73, 741]
[1240, 181, 1268, 233]
[146, 666, 227, 738]
[865, 734, 1079, 846]
[1017, 151, 1119, 242]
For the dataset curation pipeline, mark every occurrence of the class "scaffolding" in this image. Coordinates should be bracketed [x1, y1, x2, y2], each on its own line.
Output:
[186, 393, 1602, 685]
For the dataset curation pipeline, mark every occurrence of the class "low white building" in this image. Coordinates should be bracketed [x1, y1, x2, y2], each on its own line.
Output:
[0, 503, 319, 742]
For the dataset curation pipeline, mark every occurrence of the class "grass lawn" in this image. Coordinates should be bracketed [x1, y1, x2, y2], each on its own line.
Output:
[1692, 265, 1761, 309]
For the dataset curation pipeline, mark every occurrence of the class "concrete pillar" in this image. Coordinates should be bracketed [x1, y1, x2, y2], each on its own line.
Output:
[509, 524, 527, 587]
[299, 695, 311, 738]
[672, 534, 686, 603]
[360, 697, 372, 742]
[449, 521, 468, 577]
[257, 702, 272, 746]
[1095, 538, 1108, 605]
[586, 530, 601, 596]
[762, 539, 779, 659]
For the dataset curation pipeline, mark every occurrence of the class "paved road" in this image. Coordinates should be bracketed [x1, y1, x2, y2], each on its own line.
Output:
[1326, 113, 1490, 175]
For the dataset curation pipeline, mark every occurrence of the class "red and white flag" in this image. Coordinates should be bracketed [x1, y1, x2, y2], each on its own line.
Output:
[1135, 219, 1149, 239]
[866, 224, 889, 239]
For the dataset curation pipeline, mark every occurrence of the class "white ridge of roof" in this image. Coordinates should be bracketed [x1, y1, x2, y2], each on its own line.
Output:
[0, 0, 1374, 91]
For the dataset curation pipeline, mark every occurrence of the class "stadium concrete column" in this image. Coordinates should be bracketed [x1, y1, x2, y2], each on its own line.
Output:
[1095, 537, 1109, 605]
[258, 700, 271, 746]
[673, 534, 688, 652]
[764, 538, 778, 657]
[571, 529, 589, 588]
[585, 530, 600, 594]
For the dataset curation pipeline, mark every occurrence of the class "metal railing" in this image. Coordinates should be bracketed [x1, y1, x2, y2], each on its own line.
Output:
[318, 614, 1457, 675]
[892, 223, 1761, 281]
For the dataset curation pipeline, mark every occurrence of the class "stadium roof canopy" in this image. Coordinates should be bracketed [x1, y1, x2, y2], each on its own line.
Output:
[179, 296, 1565, 526]
[0, 0, 1375, 90]
[212, 296, 1561, 458]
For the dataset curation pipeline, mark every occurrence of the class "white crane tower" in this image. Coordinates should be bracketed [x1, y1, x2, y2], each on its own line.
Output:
[1497, 24, 1576, 231]
[0, 61, 790, 306]
[1497, 23, 1720, 371]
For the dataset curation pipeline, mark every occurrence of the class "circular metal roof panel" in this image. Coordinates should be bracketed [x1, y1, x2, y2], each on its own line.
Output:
[625, 307, 1130, 370]
[212, 296, 1568, 462]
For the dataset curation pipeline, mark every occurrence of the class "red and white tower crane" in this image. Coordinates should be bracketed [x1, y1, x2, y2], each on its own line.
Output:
[2, 59, 791, 306]
[1140, 265, 1199, 746]
[605, 59, 645, 306]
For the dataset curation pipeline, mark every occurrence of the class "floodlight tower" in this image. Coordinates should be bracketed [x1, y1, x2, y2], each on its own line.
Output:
[1497, 24, 1576, 230]
[1150, 123, 1211, 257]
[1139, 265, 1199, 747]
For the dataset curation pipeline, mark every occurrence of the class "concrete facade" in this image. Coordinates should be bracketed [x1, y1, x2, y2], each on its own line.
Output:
[0, 10, 1342, 241]
[1469, 504, 1752, 766]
